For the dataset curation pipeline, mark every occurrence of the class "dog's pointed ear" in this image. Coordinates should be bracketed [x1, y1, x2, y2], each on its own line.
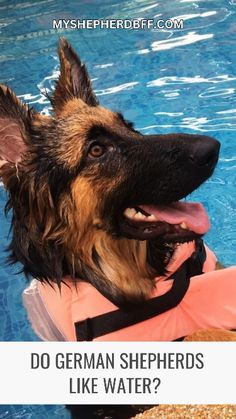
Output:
[51, 37, 99, 112]
[0, 84, 33, 170]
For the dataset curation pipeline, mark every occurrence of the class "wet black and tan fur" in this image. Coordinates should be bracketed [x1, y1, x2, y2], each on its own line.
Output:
[0, 38, 220, 307]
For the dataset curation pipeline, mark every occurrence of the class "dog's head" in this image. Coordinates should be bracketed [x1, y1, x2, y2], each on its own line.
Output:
[0, 38, 220, 304]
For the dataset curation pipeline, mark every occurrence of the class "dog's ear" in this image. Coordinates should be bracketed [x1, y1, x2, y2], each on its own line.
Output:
[51, 37, 99, 113]
[0, 84, 33, 170]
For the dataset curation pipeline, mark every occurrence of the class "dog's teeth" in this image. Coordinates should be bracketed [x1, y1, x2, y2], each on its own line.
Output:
[124, 208, 136, 219]
[134, 211, 146, 220]
[180, 222, 188, 230]
[124, 207, 157, 222]
[147, 214, 157, 221]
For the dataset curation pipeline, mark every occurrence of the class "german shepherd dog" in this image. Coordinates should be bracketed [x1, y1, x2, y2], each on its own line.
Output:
[0, 38, 234, 418]
[0, 38, 220, 304]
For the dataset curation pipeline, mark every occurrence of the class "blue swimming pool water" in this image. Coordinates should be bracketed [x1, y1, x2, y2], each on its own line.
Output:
[0, 0, 235, 416]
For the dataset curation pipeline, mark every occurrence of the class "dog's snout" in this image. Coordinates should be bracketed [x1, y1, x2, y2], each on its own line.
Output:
[140, 133, 220, 203]
[188, 136, 220, 168]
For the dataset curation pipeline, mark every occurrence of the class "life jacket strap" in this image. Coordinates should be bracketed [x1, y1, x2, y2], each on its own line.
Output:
[75, 239, 206, 341]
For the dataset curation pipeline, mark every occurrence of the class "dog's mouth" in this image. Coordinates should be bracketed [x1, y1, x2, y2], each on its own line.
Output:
[120, 201, 210, 242]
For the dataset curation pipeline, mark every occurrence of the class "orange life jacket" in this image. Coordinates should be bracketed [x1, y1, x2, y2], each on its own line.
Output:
[23, 240, 236, 341]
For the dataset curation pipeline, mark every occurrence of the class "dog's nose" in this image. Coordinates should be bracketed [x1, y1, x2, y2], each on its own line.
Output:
[189, 136, 220, 168]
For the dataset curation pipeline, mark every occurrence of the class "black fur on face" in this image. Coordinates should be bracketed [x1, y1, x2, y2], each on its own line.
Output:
[89, 127, 220, 235]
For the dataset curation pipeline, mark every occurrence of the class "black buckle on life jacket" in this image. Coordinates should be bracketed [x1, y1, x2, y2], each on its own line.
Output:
[76, 318, 93, 342]
[75, 239, 206, 341]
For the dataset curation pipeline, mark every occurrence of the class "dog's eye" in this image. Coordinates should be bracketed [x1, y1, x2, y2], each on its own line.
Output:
[88, 143, 106, 158]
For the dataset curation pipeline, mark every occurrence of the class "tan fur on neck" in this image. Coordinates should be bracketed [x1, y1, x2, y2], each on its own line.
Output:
[62, 177, 155, 301]
[87, 233, 154, 301]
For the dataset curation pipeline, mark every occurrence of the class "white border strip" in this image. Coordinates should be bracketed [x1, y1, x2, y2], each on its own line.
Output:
[0, 342, 235, 404]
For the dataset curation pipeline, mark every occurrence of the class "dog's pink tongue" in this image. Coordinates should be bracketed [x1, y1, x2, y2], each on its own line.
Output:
[139, 202, 210, 234]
